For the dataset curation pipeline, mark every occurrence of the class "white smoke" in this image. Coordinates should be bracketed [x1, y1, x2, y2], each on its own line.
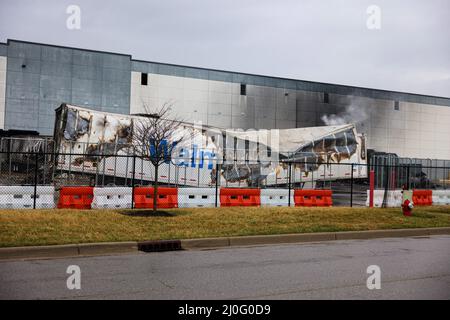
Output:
[320, 103, 369, 127]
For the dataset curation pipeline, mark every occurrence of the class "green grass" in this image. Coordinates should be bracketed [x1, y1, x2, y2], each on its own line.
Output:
[0, 206, 449, 247]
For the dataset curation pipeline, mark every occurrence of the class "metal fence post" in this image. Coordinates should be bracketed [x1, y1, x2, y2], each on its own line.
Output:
[215, 163, 219, 208]
[33, 153, 38, 209]
[444, 162, 447, 190]
[350, 163, 354, 207]
[406, 165, 410, 189]
[382, 162, 390, 208]
[288, 162, 292, 207]
[131, 154, 136, 209]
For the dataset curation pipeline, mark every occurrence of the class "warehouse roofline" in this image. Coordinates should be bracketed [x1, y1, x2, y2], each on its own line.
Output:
[3, 38, 450, 106]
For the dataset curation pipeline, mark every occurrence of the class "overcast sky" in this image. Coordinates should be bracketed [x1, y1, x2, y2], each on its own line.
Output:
[0, 0, 449, 97]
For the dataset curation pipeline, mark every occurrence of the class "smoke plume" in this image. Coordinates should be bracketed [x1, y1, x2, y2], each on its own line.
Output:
[320, 103, 368, 126]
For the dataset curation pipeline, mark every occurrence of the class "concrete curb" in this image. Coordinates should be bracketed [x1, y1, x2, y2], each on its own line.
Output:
[77, 242, 138, 256]
[0, 244, 80, 260]
[1, 227, 450, 261]
[0, 242, 138, 261]
[182, 227, 450, 249]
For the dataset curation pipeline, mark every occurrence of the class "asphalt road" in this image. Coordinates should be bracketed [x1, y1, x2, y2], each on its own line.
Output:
[1, 236, 449, 299]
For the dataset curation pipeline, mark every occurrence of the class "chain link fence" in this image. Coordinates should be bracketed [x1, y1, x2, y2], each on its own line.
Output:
[0, 151, 449, 209]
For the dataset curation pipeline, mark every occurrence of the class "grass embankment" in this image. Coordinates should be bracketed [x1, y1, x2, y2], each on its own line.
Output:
[0, 206, 449, 247]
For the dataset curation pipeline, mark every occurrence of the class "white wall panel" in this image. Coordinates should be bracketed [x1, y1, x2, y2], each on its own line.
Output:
[209, 80, 232, 94]
[184, 89, 208, 103]
[129, 71, 450, 160]
[0, 57, 7, 129]
[209, 91, 232, 105]
[183, 77, 209, 91]
[158, 74, 184, 89]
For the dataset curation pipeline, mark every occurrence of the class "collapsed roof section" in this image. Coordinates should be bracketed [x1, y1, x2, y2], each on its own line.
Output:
[54, 103, 363, 166]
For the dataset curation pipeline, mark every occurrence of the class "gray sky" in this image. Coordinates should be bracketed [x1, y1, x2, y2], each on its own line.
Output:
[1, 0, 449, 97]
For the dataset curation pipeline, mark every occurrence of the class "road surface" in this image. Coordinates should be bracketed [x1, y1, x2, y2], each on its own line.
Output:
[1, 235, 449, 299]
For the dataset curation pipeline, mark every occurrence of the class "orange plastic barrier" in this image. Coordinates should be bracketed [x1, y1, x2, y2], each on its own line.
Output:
[134, 187, 178, 208]
[57, 186, 94, 209]
[412, 189, 432, 206]
[219, 188, 261, 207]
[294, 189, 332, 207]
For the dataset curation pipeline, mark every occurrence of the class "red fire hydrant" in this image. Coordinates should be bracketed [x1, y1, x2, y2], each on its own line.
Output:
[401, 185, 413, 216]
[402, 199, 414, 216]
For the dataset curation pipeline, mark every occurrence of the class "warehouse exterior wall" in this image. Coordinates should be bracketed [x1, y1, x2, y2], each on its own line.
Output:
[0, 56, 6, 129]
[130, 68, 450, 159]
[0, 42, 6, 129]
[3, 40, 131, 135]
[1, 39, 450, 160]
[295, 93, 450, 159]
[130, 71, 297, 129]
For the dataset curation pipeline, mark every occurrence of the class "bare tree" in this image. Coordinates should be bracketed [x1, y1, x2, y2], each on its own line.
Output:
[132, 102, 185, 212]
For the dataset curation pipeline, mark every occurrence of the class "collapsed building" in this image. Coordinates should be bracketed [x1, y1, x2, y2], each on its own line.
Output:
[52, 104, 367, 187]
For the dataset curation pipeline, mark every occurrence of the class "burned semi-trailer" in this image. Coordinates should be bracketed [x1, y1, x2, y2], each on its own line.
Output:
[52, 103, 368, 187]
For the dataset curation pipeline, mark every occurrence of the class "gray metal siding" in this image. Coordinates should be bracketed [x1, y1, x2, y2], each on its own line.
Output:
[3, 39, 450, 138]
[0, 43, 7, 56]
[131, 62, 450, 107]
[4, 40, 131, 135]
